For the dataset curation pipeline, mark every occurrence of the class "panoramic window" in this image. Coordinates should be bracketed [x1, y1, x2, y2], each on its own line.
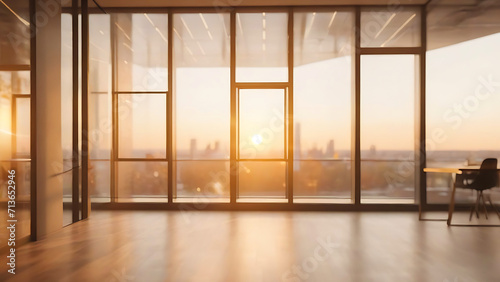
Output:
[89, 14, 112, 202]
[77, 8, 426, 205]
[360, 55, 417, 203]
[293, 10, 354, 203]
[173, 13, 230, 201]
[426, 3, 500, 204]
[114, 14, 169, 201]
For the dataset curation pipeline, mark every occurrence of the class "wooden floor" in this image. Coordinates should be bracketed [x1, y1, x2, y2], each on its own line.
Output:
[1, 211, 500, 282]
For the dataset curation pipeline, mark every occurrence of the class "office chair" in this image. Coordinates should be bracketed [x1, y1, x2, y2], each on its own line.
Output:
[455, 158, 500, 221]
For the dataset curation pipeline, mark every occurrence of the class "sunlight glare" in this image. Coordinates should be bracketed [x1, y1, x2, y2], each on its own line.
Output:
[251, 134, 263, 145]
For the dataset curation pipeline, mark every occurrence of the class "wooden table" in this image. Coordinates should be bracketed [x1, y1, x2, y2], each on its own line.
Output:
[423, 167, 500, 226]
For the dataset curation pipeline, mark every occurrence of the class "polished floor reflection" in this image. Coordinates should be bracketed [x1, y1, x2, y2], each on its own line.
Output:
[1, 211, 499, 282]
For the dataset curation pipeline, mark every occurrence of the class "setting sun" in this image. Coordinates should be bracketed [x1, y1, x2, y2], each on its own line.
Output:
[251, 134, 263, 145]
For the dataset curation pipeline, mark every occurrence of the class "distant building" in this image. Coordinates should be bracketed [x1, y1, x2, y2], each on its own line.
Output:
[190, 139, 197, 158]
[326, 140, 334, 158]
[370, 145, 376, 157]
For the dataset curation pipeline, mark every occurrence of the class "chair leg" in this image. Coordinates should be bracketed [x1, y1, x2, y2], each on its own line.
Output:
[469, 205, 475, 221]
[486, 195, 500, 219]
[474, 191, 481, 219]
[479, 191, 488, 220]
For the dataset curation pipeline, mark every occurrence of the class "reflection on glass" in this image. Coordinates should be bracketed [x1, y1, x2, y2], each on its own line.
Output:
[61, 13, 74, 224]
[15, 98, 30, 158]
[0, 0, 31, 246]
[238, 161, 286, 199]
[239, 89, 285, 159]
[61, 13, 73, 166]
[89, 93, 111, 159]
[361, 55, 416, 202]
[236, 13, 288, 82]
[361, 8, 420, 47]
[115, 14, 168, 91]
[175, 161, 230, 199]
[89, 160, 110, 201]
[174, 13, 230, 160]
[90, 15, 111, 93]
[117, 161, 168, 199]
[294, 160, 351, 200]
[0, 71, 30, 95]
[118, 94, 167, 159]
[63, 170, 73, 226]
[0, 0, 30, 65]
[294, 11, 353, 160]
[88, 14, 112, 203]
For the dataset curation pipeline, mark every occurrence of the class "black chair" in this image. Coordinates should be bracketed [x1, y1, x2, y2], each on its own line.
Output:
[455, 158, 500, 220]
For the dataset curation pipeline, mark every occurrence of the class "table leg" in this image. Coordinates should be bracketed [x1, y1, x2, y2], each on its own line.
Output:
[447, 173, 457, 226]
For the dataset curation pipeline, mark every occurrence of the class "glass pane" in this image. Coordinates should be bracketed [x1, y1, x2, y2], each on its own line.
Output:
[175, 161, 230, 200]
[89, 93, 111, 159]
[117, 161, 168, 200]
[118, 94, 167, 159]
[239, 89, 285, 159]
[61, 12, 73, 164]
[89, 160, 111, 202]
[294, 11, 353, 160]
[361, 161, 415, 203]
[361, 55, 415, 158]
[90, 14, 111, 93]
[0, 73, 14, 160]
[0, 0, 30, 65]
[115, 14, 168, 91]
[361, 8, 420, 47]
[61, 13, 73, 222]
[293, 160, 352, 201]
[174, 13, 230, 160]
[427, 4, 500, 203]
[236, 13, 288, 82]
[0, 71, 30, 95]
[63, 170, 73, 226]
[361, 55, 416, 202]
[238, 161, 286, 199]
[15, 97, 30, 158]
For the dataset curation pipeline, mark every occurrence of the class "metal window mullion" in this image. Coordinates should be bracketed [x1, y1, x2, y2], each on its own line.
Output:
[287, 9, 294, 204]
[72, 0, 80, 222]
[167, 10, 173, 203]
[359, 47, 420, 55]
[418, 5, 427, 216]
[110, 14, 117, 203]
[115, 91, 167, 94]
[230, 11, 237, 204]
[354, 7, 361, 205]
[81, 0, 90, 219]
[234, 82, 289, 89]
[11, 97, 17, 159]
[29, 0, 37, 241]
